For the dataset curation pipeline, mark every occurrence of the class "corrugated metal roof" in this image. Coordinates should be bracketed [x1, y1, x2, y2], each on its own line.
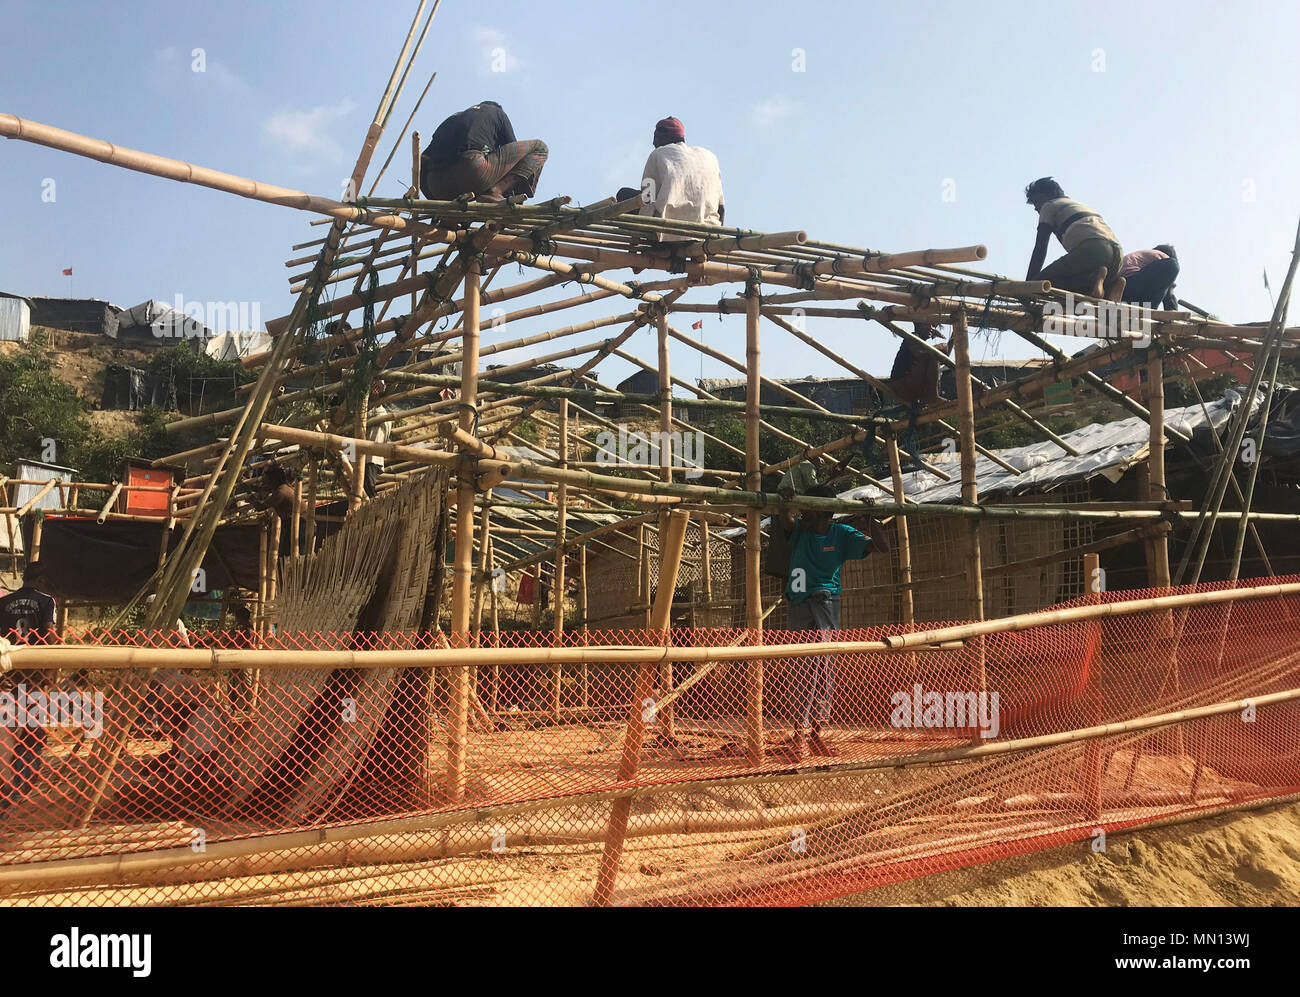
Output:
[848, 386, 1264, 504]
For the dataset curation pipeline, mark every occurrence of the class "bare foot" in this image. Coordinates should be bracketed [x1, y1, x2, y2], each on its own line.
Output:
[1105, 274, 1127, 302]
[1089, 267, 1107, 299]
[473, 189, 506, 204]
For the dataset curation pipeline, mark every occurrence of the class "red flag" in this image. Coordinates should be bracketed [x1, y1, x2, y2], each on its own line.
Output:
[691, 320, 703, 330]
[61, 268, 73, 276]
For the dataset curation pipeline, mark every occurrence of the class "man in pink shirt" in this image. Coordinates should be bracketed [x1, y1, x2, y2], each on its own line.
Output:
[1120, 244, 1180, 310]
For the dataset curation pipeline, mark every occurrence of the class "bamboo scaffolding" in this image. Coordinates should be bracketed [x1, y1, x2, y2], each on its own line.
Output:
[552, 399, 569, 716]
[744, 282, 765, 763]
[593, 508, 690, 906]
[446, 259, 480, 802]
[13, 575, 1300, 673]
[7, 674, 1299, 898]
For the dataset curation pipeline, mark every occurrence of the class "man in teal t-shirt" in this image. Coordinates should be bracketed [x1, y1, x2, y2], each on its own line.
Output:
[776, 484, 890, 758]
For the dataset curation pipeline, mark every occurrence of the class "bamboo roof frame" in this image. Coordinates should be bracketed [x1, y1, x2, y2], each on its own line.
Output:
[5, 6, 1300, 906]
[3, 32, 1297, 622]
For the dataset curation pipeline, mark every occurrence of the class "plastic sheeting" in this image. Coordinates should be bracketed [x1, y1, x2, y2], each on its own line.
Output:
[100, 364, 173, 411]
[845, 384, 1299, 506]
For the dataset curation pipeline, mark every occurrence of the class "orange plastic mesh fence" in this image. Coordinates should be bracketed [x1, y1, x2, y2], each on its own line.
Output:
[2, 575, 1299, 906]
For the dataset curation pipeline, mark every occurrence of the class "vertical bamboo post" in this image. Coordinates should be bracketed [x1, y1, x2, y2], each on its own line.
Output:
[552, 399, 568, 718]
[28, 514, 42, 564]
[532, 561, 543, 630]
[655, 314, 675, 737]
[952, 308, 986, 694]
[3, 482, 15, 575]
[578, 542, 589, 707]
[290, 478, 303, 558]
[447, 259, 481, 803]
[411, 130, 421, 318]
[56, 602, 68, 638]
[472, 491, 492, 635]
[351, 400, 369, 514]
[1145, 347, 1182, 755]
[743, 281, 765, 763]
[5, 506, 17, 576]
[593, 508, 691, 907]
[1081, 551, 1104, 819]
[701, 518, 713, 620]
[639, 524, 651, 629]
[156, 518, 170, 574]
[304, 453, 318, 555]
[1145, 349, 1171, 589]
[489, 544, 502, 714]
[268, 514, 280, 607]
[256, 514, 269, 634]
[887, 438, 914, 626]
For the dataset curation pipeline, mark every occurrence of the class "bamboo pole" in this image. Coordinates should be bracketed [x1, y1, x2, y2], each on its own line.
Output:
[14, 575, 1300, 674]
[350, 398, 368, 514]
[744, 280, 765, 764]
[471, 490, 493, 635]
[1081, 551, 1103, 819]
[268, 514, 280, 608]
[0, 113, 455, 243]
[447, 260, 481, 802]
[578, 542, 589, 706]
[1145, 349, 1171, 589]
[639, 525, 651, 629]
[952, 308, 986, 698]
[15, 479, 58, 518]
[290, 479, 303, 558]
[256, 514, 269, 634]
[552, 399, 569, 717]
[887, 439, 914, 626]
[379, 369, 878, 426]
[303, 454, 317, 555]
[1228, 219, 1299, 578]
[593, 508, 691, 906]
[95, 482, 124, 524]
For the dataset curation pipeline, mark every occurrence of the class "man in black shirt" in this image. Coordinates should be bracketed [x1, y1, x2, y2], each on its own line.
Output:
[0, 560, 57, 814]
[0, 560, 56, 643]
[420, 101, 548, 203]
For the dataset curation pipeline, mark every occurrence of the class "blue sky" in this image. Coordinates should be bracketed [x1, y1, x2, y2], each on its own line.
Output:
[2, 0, 1297, 386]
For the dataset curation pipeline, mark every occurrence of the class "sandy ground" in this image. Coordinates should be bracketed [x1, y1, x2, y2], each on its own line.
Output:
[832, 800, 1300, 907]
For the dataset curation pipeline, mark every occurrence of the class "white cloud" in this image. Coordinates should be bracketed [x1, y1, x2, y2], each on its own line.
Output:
[749, 96, 804, 128]
[149, 46, 251, 95]
[471, 25, 522, 74]
[263, 99, 357, 161]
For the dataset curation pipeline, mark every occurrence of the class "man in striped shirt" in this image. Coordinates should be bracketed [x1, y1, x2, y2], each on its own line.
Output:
[1024, 177, 1125, 300]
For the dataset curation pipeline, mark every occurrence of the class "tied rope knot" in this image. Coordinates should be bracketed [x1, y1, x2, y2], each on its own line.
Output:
[792, 263, 817, 292]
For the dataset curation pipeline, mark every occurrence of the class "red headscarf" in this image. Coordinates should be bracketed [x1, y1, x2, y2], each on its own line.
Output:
[654, 116, 685, 143]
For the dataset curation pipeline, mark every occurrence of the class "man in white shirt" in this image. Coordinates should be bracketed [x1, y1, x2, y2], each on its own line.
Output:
[1024, 177, 1124, 300]
[619, 117, 725, 242]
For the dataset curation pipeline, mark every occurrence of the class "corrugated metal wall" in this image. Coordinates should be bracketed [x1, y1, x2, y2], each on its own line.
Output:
[0, 297, 30, 342]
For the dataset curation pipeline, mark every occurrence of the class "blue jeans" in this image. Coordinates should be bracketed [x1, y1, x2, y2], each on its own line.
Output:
[787, 592, 840, 729]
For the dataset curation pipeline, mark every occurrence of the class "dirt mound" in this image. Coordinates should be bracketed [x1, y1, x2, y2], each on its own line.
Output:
[830, 800, 1300, 906]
